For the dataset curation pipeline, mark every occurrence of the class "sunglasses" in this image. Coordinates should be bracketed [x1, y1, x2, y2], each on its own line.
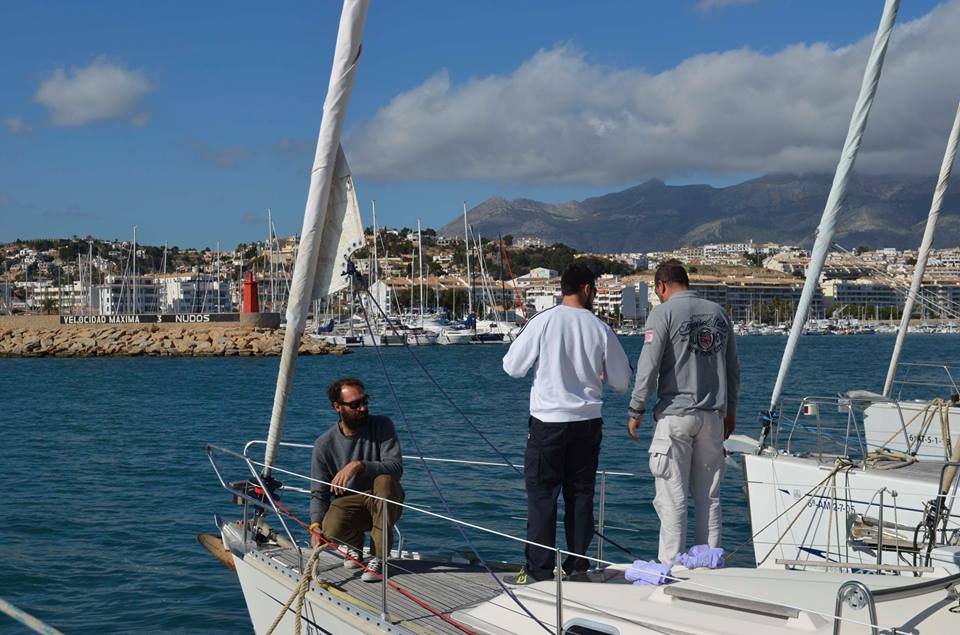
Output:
[338, 396, 369, 409]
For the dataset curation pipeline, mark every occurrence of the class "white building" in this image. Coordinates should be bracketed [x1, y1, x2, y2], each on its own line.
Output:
[523, 282, 561, 314]
[98, 276, 160, 314]
[594, 276, 648, 323]
[153, 274, 233, 313]
[514, 267, 558, 288]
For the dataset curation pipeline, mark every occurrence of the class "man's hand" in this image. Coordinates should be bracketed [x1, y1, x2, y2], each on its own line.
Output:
[627, 414, 643, 441]
[310, 530, 323, 549]
[330, 460, 364, 495]
[723, 415, 736, 440]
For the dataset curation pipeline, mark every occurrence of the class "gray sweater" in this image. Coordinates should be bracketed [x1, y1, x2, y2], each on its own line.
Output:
[629, 290, 740, 419]
[309, 415, 403, 525]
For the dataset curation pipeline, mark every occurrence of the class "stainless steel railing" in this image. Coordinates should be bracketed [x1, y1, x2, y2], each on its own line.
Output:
[210, 441, 641, 634]
[832, 571, 960, 635]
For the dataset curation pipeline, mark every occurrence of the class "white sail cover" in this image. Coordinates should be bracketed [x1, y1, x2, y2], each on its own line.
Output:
[297, 144, 364, 319]
[264, 0, 369, 473]
[283, 0, 369, 334]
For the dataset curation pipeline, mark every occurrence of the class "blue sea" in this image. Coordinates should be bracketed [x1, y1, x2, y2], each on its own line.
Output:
[1, 334, 955, 633]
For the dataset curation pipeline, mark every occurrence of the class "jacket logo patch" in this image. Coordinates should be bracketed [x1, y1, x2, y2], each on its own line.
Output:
[679, 314, 726, 356]
[644, 329, 654, 343]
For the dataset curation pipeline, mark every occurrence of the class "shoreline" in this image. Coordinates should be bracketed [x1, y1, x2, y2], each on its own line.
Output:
[0, 324, 347, 358]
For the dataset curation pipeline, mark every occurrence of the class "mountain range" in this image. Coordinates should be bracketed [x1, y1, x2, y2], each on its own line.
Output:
[439, 173, 960, 253]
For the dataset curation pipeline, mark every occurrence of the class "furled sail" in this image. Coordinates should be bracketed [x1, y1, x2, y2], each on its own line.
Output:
[882, 102, 960, 397]
[263, 0, 370, 474]
[767, 0, 900, 415]
[299, 144, 365, 324]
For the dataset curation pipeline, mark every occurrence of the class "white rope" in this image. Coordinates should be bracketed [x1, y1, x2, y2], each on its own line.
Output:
[265, 547, 323, 635]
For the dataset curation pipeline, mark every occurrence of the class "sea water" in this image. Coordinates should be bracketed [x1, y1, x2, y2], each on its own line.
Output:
[1, 334, 955, 633]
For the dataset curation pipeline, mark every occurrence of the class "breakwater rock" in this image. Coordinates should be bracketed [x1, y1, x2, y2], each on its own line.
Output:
[0, 326, 347, 357]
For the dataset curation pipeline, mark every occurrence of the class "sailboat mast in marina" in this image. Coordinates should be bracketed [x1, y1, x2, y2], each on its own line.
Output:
[767, 0, 899, 424]
[882, 101, 960, 397]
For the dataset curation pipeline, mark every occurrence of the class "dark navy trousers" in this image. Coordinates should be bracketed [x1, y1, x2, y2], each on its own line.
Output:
[524, 416, 602, 577]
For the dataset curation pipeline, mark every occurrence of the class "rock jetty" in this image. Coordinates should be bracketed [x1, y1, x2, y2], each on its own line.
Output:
[0, 325, 346, 357]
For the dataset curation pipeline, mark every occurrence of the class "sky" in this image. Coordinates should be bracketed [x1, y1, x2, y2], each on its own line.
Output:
[2, 0, 958, 248]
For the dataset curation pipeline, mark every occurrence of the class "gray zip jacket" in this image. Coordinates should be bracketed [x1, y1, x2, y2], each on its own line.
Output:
[628, 290, 740, 419]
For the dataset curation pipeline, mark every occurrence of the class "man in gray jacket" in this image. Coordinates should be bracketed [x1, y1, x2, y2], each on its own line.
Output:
[627, 260, 740, 564]
[310, 377, 403, 582]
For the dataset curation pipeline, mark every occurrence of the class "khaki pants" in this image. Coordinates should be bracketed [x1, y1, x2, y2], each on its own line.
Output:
[648, 411, 724, 564]
[321, 474, 404, 559]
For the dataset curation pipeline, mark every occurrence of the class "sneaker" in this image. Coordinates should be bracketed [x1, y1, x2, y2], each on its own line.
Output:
[505, 567, 552, 585]
[361, 558, 382, 583]
[341, 547, 363, 570]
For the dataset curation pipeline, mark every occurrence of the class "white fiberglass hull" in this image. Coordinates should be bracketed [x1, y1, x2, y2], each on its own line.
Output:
[743, 452, 960, 571]
[437, 330, 473, 345]
[230, 543, 960, 635]
[862, 401, 960, 460]
[232, 548, 392, 635]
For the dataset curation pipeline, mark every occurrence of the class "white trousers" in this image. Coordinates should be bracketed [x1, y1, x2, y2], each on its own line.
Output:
[648, 410, 725, 564]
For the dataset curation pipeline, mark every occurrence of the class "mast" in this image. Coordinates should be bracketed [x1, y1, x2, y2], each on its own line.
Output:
[216, 240, 221, 312]
[268, 208, 275, 311]
[263, 0, 370, 474]
[463, 202, 472, 317]
[768, 0, 899, 414]
[132, 225, 137, 315]
[88, 241, 93, 313]
[883, 102, 960, 397]
[371, 200, 379, 286]
[417, 219, 424, 325]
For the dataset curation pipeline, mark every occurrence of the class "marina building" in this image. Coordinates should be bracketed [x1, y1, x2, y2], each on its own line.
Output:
[28, 281, 87, 310]
[97, 275, 160, 315]
[594, 277, 648, 323]
[821, 279, 902, 310]
[152, 274, 233, 313]
[646, 275, 822, 322]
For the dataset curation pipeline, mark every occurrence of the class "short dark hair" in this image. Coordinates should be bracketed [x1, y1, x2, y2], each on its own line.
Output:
[654, 260, 689, 287]
[327, 377, 365, 404]
[560, 263, 596, 296]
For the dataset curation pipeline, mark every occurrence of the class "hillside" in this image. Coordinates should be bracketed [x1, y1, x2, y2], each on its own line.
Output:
[440, 173, 960, 252]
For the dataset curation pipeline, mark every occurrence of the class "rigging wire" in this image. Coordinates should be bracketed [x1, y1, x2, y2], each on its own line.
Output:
[348, 265, 553, 634]
[248, 455, 909, 635]
[353, 261, 647, 560]
[831, 243, 960, 319]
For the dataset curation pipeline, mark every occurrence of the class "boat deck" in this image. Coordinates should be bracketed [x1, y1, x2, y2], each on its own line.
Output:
[797, 453, 952, 483]
[260, 544, 518, 634]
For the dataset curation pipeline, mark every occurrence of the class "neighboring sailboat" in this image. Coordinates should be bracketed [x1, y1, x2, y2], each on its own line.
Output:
[729, 11, 960, 574]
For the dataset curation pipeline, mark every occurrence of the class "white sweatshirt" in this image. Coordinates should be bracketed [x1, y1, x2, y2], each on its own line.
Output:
[502, 305, 632, 422]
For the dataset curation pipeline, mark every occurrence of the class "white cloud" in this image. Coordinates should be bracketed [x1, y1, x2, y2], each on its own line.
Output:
[696, 0, 757, 11]
[34, 57, 152, 127]
[348, 1, 960, 185]
[4, 116, 32, 135]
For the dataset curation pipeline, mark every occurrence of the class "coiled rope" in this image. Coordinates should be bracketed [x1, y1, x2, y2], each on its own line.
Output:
[264, 546, 324, 635]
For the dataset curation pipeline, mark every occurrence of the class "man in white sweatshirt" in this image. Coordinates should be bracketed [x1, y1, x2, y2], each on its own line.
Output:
[503, 264, 632, 582]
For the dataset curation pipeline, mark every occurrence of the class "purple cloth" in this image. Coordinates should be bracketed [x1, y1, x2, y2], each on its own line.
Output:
[676, 544, 725, 569]
[624, 560, 673, 586]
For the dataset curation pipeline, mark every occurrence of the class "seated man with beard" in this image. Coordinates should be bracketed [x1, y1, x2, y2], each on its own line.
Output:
[309, 377, 404, 582]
